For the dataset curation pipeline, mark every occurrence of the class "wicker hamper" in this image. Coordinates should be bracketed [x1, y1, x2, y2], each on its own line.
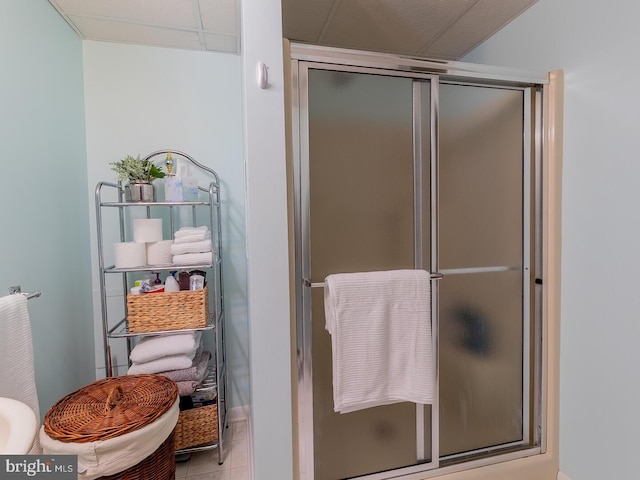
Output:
[175, 403, 218, 451]
[127, 286, 209, 333]
[42, 375, 179, 480]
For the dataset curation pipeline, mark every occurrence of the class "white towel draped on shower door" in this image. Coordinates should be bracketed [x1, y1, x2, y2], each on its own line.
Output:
[324, 269, 434, 414]
[0, 293, 42, 453]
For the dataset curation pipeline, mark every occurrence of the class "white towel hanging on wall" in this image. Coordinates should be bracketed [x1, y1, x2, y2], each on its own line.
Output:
[0, 293, 42, 453]
[324, 269, 434, 414]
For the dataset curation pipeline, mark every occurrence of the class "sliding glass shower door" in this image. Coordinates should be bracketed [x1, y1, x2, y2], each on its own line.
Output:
[438, 83, 529, 458]
[306, 69, 429, 480]
[295, 58, 540, 480]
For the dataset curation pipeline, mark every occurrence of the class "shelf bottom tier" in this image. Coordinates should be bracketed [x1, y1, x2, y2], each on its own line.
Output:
[175, 402, 218, 451]
[175, 440, 220, 456]
[174, 406, 228, 468]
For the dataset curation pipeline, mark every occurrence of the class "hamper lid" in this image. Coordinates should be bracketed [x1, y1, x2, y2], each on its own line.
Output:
[43, 374, 179, 443]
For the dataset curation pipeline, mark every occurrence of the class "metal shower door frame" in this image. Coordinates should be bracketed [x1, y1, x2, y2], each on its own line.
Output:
[290, 44, 546, 480]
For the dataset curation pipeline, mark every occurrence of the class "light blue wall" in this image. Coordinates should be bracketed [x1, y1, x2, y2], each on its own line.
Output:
[1, 0, 248, 420]
[241, 0, 294, 478]
[0, 0, 94, 417]
[464, 1, 640, 479]
[82, 41, 249, 408]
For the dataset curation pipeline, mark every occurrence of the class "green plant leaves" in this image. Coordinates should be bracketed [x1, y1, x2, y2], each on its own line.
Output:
[110, 155, 165, 182]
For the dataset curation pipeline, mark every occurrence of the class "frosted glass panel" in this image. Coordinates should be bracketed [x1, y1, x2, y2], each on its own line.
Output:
[439, 84, 523, 269]
[308, 69, 416, 278]
[308, 69, 424, 479]
[439, 272, 524, 455]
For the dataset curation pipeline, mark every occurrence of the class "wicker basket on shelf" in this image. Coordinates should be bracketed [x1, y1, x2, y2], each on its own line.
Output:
[42, 375, 179, 480]
[175, 403, 218, 451]
[127, 286, 209, 333]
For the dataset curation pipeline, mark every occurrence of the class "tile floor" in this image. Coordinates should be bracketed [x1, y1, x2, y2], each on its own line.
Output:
[175, 419, 251, 480]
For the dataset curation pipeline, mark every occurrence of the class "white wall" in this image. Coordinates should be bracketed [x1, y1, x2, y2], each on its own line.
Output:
[241, 0, 294, 478]
[0, 0, 95, 418]
[464, 1, 640, 479]
[82, 41, 249, 407]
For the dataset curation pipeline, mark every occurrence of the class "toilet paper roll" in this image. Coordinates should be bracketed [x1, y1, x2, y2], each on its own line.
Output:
[146, 240, 174, 265]
[114, 242, 147, 268]
[133, 218, 163, 243]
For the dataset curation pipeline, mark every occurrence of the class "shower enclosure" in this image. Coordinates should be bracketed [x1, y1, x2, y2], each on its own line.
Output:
[291, 45, 547, 480]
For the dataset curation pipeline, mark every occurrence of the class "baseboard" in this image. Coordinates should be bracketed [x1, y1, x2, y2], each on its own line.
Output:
[228, 405, 251, 423]
[558, 471, 572, 480]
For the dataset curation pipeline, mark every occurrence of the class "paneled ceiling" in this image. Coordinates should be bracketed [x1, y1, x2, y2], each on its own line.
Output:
[282, 0, 538, 60]
[47, 0, 537, 60]
[47, 0, 241, 54]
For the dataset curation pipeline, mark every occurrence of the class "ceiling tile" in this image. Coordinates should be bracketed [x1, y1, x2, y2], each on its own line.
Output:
[199, 0, 238, 36]
[204, 32, 238, 53]
[320, 0, 477, 54]
[69, 15, 203, 51]
[281, 0, 337, 43]
[423, 0, 537, 58]
[51, 0, 198, 29]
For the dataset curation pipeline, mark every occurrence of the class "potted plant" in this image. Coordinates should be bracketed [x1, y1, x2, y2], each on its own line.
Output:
[110, 154, 165, 202]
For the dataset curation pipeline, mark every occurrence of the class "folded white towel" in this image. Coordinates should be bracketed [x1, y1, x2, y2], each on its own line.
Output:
[127, 347, 198, 375]
[324, 269, 434, 414]
[174, 226, 208, 238]
[173, 231, 210, 244]
[172, 251, 213, 265]
[129, 331, 202, 364]
[170, 240, 212, 256]
[159, 350, 210, 382]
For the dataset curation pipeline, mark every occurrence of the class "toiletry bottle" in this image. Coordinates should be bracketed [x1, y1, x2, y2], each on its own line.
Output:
[179, 271, 191, 290]
[183, 165, 198, 201]
[165, 275, 180, 292]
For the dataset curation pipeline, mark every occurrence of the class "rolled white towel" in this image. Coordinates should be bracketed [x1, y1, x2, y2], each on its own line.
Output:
[172, 251, 213, 265]
[130, 331, 202, 364]
[174, 226, 208, 238]
[170, 240, 212, 256]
